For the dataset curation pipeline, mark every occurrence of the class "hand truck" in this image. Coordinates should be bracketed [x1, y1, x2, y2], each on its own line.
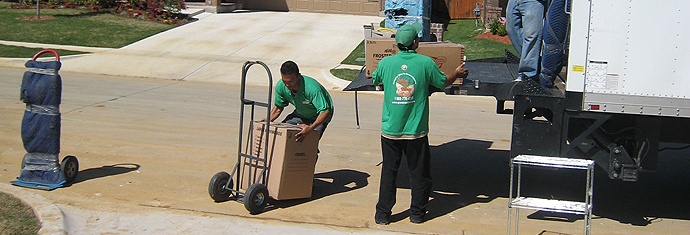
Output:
[208, 61, 273, 214]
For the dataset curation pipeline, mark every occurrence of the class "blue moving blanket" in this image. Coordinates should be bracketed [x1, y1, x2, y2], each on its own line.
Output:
[540, 0, 571, 89]
[13, 59, 65, 190]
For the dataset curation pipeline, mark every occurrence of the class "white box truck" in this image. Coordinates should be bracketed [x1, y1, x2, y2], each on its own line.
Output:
[509, 0, 690, 181]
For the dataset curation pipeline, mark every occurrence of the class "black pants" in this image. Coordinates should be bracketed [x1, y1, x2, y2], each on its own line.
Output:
[376, 135, 432, 219]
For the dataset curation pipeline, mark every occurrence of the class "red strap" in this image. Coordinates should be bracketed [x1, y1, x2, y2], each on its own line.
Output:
[32, 49, 60, 61]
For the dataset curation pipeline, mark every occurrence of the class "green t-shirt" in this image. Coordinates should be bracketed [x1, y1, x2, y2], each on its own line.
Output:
[372, 50, 447, 136]
[274, 75, 334, 123]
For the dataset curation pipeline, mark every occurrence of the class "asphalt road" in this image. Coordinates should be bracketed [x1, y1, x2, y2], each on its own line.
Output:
[1, 67, 690, 234]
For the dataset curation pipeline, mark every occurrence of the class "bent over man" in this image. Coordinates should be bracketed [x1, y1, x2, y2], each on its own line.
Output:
[268, 60, 334, 143]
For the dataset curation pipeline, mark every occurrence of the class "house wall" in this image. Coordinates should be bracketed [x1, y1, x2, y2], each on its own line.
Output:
[241, 0, 505, 22]
[243, 0, 382, 16]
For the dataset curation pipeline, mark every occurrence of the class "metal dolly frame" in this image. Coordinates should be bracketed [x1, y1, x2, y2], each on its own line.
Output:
[508, 155, 594, 235]
[208, 61, 273, 214]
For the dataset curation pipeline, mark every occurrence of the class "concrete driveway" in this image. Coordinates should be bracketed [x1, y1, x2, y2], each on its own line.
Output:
[1, 11, 382, 87]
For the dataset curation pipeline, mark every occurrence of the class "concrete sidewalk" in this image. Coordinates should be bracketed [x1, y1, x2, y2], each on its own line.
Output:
[0, 11, 382, 89]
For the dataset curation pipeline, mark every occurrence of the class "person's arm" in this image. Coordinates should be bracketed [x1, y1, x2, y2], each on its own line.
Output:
[443, 62, 469, 87]
[266, 106, 284, 122]
[266, 82, 288, 122]
[261, 106, 284, 122]
[295, 110, 330, 142]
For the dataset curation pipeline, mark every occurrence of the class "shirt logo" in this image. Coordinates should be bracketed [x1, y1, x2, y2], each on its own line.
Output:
[401, 64, 408, 71]
[392, 73, 416, 104]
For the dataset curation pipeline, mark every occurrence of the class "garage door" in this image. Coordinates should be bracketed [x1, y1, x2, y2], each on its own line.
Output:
[243, 0, 382, 16]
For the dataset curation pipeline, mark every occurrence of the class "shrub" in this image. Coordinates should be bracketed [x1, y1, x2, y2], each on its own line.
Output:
[112, 0, 187, 24]
[9, 0, 188, 25]
[90, 0, 116, 9]
[489, 18, 507, 36]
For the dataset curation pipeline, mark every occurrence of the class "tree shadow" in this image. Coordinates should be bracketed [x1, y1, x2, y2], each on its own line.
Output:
[70, 163, 141, 185]
[269, 169, 369, 209]
[54, 12, 107, 18]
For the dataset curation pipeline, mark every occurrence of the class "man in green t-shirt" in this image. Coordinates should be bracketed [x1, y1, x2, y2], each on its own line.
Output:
[371, 23, 468, 225]
[267, 61, 334, 143]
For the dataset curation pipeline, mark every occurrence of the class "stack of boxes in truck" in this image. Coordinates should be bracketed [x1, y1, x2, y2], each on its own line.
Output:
[241, 122, 319, 200]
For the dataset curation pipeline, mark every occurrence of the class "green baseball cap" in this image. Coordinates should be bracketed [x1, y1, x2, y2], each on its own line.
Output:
[395, 23, 422, 47]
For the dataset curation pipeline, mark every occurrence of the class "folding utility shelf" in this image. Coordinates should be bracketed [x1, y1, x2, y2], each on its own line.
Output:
[508, 155, 594, 235]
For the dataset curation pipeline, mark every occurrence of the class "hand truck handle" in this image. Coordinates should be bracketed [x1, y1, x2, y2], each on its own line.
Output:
[32, 49, 60, 61]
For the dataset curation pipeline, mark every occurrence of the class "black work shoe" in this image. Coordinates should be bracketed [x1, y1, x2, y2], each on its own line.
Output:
[410, 215, 425, 224]
[374, 212, 390, 225]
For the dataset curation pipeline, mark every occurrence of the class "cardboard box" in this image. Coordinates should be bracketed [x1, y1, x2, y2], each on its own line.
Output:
[417, 42, 465, 85]
[365, 38, 398, 77]
[365, 39, 465, 85]
[430, 23, 444, 42]
[240, 122, 319, 200]
[363, 24, 395, 39]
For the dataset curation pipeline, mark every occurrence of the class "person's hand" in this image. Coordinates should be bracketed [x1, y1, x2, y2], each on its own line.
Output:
[295, 124, 311, 142]
[455, 63, 469, 79]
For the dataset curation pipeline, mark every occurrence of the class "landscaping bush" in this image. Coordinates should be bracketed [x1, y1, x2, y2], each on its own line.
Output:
[90, 0, 115, 9]
[9, 0, 188, 25]
[114, 0, 186, 24]
[10, 0, 86, 9]
[489, 18, 507, 36]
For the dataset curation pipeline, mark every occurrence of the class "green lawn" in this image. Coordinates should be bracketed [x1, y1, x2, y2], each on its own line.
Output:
[0, 44, 89, 59]
[445, 20, 515, 61]
[0, 2, 175, 58]
[0, 6, 173, 47]
[0, 192, 40, 235]
[332, 20, 516, 81]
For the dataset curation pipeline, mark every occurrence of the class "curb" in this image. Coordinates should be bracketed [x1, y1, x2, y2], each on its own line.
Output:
[321, 68, 350, 90]
[321, 64, 366, 91]
[0, 40, 114, 53]
[0, 183, 67, 235]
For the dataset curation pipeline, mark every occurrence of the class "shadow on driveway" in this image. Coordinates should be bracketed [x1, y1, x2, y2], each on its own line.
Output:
[270, 169, 369, 209]
[71, 163, 141, 185]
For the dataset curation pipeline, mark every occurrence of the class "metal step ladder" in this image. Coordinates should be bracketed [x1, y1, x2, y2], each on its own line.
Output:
[508, 155, 595, 235]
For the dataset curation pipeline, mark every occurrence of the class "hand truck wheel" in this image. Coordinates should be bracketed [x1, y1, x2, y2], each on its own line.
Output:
[61, 155, 79, 184]
[244, 183, 269, 214]
[209, 171, 233, 202]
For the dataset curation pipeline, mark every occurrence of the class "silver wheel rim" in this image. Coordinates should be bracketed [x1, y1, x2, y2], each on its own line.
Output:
[66, 163, 77, 177]
[253, 192, 264, 205]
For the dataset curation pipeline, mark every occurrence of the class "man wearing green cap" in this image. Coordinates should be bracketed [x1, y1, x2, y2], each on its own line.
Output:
[372, 23, 468, 225]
